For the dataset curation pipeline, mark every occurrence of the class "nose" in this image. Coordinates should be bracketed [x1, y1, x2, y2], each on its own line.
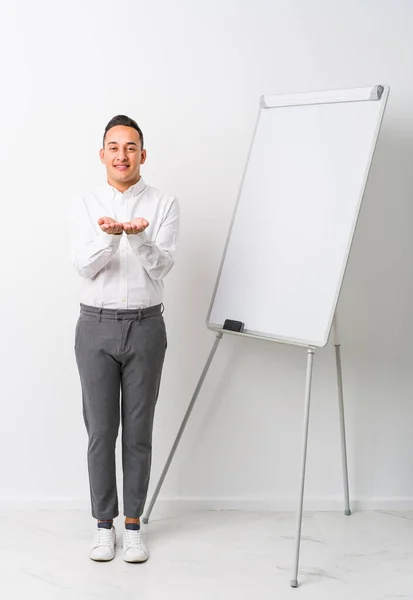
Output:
[117, 149, 128, 162]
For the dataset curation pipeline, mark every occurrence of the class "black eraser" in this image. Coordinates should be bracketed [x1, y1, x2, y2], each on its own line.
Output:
[223, 319, 244, 333]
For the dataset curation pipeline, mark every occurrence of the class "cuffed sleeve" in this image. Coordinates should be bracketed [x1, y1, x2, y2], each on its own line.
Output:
[126, 197, 180, 280]
[70, 195, 122, 279]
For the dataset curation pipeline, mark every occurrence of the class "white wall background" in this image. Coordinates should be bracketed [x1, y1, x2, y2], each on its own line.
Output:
[0, 0, 412, 514]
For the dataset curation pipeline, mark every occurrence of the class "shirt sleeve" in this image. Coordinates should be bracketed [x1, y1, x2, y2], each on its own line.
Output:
[69, 195, 122, 279]
[126, 197, 180, 280]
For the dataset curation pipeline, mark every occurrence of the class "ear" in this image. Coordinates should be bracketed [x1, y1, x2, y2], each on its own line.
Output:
[140, 149, 147, 165]
[99, 148, 105, 163]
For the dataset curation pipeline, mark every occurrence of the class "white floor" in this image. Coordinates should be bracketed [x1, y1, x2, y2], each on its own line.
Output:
[1, 509, 412, 600]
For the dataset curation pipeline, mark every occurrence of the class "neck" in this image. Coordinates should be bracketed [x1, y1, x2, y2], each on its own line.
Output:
[107, 175, 141, 193]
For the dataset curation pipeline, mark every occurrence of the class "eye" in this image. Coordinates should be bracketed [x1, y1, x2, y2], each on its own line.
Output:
[127, 147, 136, 152]
[109, 147, 117, 152]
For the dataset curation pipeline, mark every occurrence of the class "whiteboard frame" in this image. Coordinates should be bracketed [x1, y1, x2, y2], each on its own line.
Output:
[206, 85, 390, 347]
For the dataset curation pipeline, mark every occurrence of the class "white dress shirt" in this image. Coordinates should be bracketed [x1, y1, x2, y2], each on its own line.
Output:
[70, 177, 179, 309]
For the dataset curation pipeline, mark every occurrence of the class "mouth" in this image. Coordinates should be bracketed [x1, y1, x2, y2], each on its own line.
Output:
[114, 164, 130, 171]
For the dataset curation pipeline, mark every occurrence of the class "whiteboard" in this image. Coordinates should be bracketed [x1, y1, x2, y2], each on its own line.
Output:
[207, 85, 389, 347]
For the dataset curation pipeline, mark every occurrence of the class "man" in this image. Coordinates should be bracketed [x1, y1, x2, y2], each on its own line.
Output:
[70, 115, 179, 562]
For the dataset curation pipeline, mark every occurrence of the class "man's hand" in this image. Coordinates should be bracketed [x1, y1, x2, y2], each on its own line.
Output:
[98, 217, 123, 235]
[123, 217, 149, 235]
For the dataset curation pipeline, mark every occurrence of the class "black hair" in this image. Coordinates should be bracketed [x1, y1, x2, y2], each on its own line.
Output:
[103, 115, 144, 148]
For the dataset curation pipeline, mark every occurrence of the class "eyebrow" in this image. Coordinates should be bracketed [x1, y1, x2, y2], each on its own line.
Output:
[107, 141, 138, 146]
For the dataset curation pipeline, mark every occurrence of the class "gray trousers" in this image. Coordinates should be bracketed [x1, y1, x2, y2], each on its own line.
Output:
[74, 303, 167, 520]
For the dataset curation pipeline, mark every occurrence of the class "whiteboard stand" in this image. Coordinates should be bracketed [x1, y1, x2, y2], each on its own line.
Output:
[333, 315, 351, 518]
[142, 331, 224, 525]
[290, 344, 315, 588]
[290, 313, 350, 588]
[143, 314, 351, 589]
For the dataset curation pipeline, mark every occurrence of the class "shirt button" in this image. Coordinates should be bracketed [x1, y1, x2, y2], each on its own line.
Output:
[122, 298, 126, 302]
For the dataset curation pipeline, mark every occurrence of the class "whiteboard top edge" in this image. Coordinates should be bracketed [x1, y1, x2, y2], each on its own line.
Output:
[261, 84, 389, 109]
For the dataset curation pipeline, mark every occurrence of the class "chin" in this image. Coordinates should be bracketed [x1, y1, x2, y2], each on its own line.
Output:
[112, 173, 129, 182]
[115, 170, 137, 179]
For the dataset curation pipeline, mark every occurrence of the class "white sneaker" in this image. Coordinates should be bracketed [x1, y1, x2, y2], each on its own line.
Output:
[89, 524, 116, 561]
[122, 527, 148, 563]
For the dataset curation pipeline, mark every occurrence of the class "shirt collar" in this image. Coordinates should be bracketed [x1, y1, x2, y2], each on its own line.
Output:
[105, 177, 146, 198]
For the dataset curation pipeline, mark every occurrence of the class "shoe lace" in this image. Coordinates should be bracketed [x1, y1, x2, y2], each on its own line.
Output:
[95, 527, 113, 546]
[124, 529, 143, 550]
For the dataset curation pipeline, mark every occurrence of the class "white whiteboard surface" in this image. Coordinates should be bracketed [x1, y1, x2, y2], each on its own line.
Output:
[207, 86, 389, 347]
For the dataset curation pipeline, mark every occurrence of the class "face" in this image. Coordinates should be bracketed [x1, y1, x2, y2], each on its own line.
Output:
[100, 125, 147, 191]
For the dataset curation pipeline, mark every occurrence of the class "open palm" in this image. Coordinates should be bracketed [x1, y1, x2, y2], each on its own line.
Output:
[98, 217, 123, 235]
[123, 218, 149, 235]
